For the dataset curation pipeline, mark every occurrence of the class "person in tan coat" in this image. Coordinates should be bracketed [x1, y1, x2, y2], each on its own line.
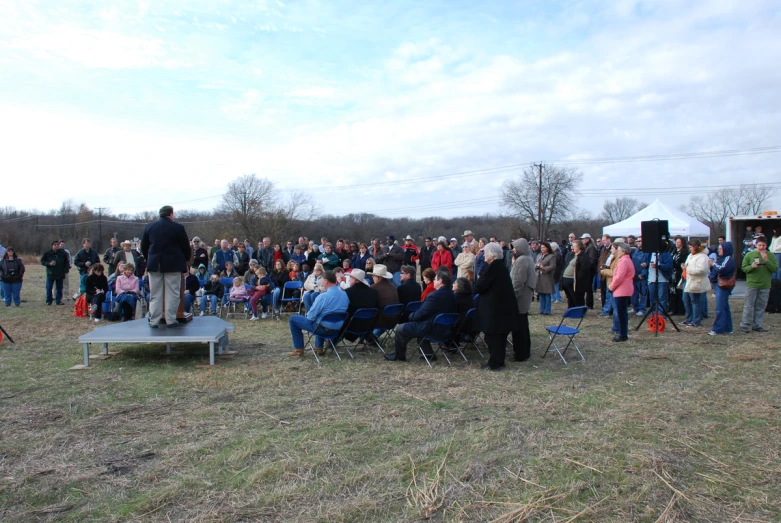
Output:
[535, 243, 557, 315]
[454, 244, 476, 280]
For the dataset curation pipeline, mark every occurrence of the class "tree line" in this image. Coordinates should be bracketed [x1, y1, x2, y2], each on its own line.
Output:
[1, 170, 774, 254]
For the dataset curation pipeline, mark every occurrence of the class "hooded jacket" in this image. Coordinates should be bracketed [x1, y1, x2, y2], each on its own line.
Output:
[709, 242, 736, 284]
[510, 239, 537, 315]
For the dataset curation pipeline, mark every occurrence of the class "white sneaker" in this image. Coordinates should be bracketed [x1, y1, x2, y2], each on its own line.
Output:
[261, 312, 268, 319]
[250, 315, 259, 321]
[94, 318, 100, 323]
[199, 311, 204, 317]
[274, 309, 280, 315]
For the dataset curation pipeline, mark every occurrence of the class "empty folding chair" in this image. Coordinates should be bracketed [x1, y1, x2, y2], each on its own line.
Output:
[304, 312, 349, 365]
[336, 308, 379, 358]
[421, 313, 461, 368]
[542, 306, 588, 365]
[277, 280, 303, 319]
[370, 303, 404, 353]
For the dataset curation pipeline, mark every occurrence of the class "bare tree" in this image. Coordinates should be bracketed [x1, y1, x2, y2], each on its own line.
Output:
[686, 184, 777, 238]
[600, 197, 642, 223]
[501, 164, 584, 240]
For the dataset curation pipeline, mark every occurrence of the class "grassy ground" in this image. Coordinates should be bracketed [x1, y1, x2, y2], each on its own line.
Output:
[1, 264, 780, 522]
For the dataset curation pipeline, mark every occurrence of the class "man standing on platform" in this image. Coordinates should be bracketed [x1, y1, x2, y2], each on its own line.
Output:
[141, 206, 191, 328]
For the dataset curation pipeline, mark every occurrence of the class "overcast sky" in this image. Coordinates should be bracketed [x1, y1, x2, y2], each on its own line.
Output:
[1, 0, 780, 219]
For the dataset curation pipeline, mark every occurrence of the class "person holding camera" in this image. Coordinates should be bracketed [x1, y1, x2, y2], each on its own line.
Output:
[0, 247, 25, 307]
[740, 236, 778, 333]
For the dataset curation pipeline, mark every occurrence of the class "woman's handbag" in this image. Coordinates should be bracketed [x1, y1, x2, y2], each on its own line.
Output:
[718, 274, 736, 289]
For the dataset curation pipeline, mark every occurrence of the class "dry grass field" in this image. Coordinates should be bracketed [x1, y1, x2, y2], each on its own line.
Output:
[1, 264, 780, 522]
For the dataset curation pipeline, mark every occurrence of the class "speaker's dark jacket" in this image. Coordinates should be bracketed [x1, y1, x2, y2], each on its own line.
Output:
[141, 217, 190, 274]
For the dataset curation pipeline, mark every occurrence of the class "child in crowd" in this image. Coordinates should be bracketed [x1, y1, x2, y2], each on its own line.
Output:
[248, 267, 272, 320]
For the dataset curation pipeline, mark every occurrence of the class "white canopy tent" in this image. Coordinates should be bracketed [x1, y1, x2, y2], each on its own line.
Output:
[602, 199, 710, 239]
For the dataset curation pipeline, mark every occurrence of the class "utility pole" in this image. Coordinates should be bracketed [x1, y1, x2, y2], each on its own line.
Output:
[533, 163, 543, 241]
[96, 207, 106, 252]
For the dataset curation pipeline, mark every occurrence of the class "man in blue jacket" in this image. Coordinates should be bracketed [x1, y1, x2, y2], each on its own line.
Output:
[385, 270, 457, 362]
[646, 248, 673, 316]
[631, 237, 648, 316]
[141, 206, 191, 328]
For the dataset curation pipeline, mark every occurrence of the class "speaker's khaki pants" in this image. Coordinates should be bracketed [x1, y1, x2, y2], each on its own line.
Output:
[148, 272, 181, 326]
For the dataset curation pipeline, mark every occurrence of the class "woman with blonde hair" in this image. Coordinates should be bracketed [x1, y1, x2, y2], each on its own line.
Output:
[681, 239, 710, 327]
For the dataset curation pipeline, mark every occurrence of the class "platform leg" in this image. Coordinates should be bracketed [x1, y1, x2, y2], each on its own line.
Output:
[166, 343, 172, 354]
[102, 343, 109, 356]
[209, 341, 215, 366]
[218, 339, 224, 355]
[83, 343, 90, 367]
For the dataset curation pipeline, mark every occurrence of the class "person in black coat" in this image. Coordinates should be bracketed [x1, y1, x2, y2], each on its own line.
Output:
[140, 205, 191, 328]
[385, 270, 457, 361]
[85, 264, 109, 321]
[473, 243, 517, 371]
[341, 270, 381, 341]
[573, 241, 591, 308]
[397, 266, 422, 305]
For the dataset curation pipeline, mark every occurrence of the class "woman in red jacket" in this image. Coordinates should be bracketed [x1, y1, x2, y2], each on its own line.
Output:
[420, 268, 436, 301]
[430, 241, 453, 273]
[608, 242, 636, 343]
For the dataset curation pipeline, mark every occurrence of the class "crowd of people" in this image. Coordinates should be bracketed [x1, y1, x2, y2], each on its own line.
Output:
[2, 221, 780, 367]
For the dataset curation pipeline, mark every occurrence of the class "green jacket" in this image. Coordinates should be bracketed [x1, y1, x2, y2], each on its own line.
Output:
[40, 249, 69, 280]
[741, 250, 778, 289]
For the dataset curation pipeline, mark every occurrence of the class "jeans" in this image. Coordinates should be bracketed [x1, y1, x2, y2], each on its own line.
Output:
[775, 253, 781, 280]
[184, 293, 195, 314]
[289, 315, 336, 349]
[648, 281, 669, 315]
[272, 287, 282, 310]
[683, 291, 704, 326]
[700, 290, 709, 319]
[632, 279, 648, 314]
[200, 294, 219, 313]
[303, 291, 319, 312]
[45, 278, 63, 304]
[614, 296, 629, 338]
[79, 273, 88, 294]
[1, 281, 21, 306]
[538, 293, 552, 314]
[741, 287, 770, 330]
[601, 290, 613, 315]
[552, 282, 562, 302]
[712, 286, 733, 334]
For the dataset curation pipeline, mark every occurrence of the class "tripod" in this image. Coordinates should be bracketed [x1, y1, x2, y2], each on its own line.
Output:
[635, 250, 680, 336]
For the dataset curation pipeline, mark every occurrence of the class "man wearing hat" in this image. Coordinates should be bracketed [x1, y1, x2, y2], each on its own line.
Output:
[402, 235, 420, 267]
[369, 264, 400, 335]
[340, 269, 380, 342]
[376, 236, 404, 286]
[462, 230, 478, 254]
[113, 239, 147, 277]
[580, 233, 599, 309]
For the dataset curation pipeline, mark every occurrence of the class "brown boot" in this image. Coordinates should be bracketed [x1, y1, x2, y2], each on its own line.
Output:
[287, 349, 304, 357]
[314, 348, 325, 356]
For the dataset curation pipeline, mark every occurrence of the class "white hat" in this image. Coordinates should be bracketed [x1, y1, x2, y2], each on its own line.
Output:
[347, 269, 366, 283]
[405, 235, 413, 240]
[580, 233, 592, 239]
[368, 264, 393, 279]
[121, 239, 133, 246]
[450, 237, 457, 242]
[463, 230, 474, 237]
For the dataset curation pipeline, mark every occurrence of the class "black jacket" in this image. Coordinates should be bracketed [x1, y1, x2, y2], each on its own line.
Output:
[419, 245, 435, 270]
[85, 274, 108, 297]
[473, 260, 517, 334]
[74, 248, 100, 275]
[193, 247, 209, 271]
[397, 279, 422, 305]
[0, 257, 25, 283]
[341, 283, 380, 341]
[203, 279, 225, 299]
[236, 251, 251, 276]
[141, 217, 191, 273]
[40, 249, 68, 280]
[113, 249, 147, 277]
[185, 274, 200, 295]
[574, 252, 592, 293]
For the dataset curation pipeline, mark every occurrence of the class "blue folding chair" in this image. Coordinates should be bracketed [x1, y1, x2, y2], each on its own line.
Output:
[336, 308, 379, 358]
[278, 280, 303, 319]
[218, 277, 234, 311]
[453, 308, 485, 359]
[305, 312, 349, 365]
[101, 290, 115, 318]
[224, 284, 252, 319]
[401, 300, 422, 322]
[542, 306, 588, 365]
[421, 313, 461, 368]
[371, 303, 404, 353]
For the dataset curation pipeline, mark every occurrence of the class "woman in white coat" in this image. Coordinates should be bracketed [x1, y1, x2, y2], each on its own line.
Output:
[681, 239, 710, 327]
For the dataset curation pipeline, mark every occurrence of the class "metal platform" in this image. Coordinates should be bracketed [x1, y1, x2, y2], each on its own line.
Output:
[77, 317, 235, 367]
